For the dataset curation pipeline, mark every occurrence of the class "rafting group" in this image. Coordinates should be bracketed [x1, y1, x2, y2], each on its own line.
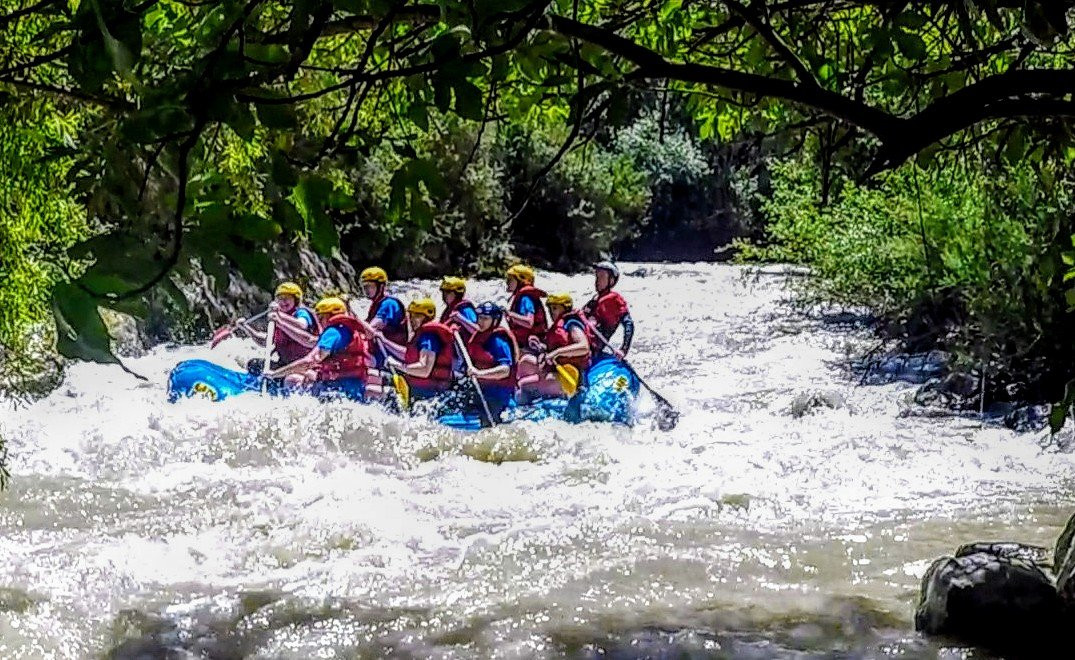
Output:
[167, 262, 674, 429]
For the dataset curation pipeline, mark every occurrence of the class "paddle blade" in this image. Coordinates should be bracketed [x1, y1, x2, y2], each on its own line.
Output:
[393, 373, 410, 410]
[210, 325, 234, 348]
[555, 364, 579, 397]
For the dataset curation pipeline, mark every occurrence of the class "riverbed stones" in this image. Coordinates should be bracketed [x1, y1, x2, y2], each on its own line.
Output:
[914, 542, 1063, 651]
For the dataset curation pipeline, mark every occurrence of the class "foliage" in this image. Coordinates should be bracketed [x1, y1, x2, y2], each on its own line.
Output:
[4, 0, 1075, 362]
[739, 150, 1075, 407]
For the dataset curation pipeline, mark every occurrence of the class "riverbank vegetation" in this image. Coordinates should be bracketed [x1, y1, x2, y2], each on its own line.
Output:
[5, 0, 1075, 421]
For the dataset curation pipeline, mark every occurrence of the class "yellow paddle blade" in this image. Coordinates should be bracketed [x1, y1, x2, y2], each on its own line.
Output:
[555, 364, 579, 397]
[393, 373, 410, 410]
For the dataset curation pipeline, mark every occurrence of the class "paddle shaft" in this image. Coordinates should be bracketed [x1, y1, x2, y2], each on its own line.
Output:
[452, 331, 496, 427]
[260, 318, 275, 393]
[211, 309, 270, 347]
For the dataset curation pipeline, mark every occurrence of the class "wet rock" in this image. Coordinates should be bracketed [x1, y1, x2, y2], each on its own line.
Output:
[915, 544, 1063, 652]
[1004, 405, 1051, 433]
[1054, 511, 1075, 605]
[914, 372, 979, 409]
[788, 390, 847, 417]
[858, 351, 947, 386]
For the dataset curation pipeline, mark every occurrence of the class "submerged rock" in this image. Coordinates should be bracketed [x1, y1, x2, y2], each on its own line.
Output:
[1004, 405, 1051, 433]
[915, 543, 1062, 652]
[787, 390, 847, 417]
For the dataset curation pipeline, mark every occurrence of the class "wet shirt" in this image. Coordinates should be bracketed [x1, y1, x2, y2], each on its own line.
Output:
[375, 297, 405, 328]
[487, 334, 513, 367]
[417, 329, 444, 356]
[513, 295, 535, 316]
[317, 326, 353, 355]
[294, 308, 316, 330]
[456, 305, 478, 325]
[563, 318, 585, 336]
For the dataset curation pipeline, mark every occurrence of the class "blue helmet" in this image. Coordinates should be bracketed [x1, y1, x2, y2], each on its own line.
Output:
[475, 301, 503, 323]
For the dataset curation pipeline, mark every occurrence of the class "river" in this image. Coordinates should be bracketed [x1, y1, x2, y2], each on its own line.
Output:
[2, 263, 1073, 658]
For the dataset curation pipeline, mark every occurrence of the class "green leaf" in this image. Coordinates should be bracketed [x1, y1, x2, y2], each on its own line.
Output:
[224, 246, 274, 289]
[895, 11, 928, 29]
[51, 282, 118, 364]
[270, 150, 298, 187]
[256, 102, 298, 129]
[1049, 403, 1067, 434]
[893, 31, 927, 60]
[406, 103, 430, 132]
[433, 77, 452, 113]
[453, 80, 484, 120]
[234, 214, 282, 242]
[410, 158, 448, 197]
[294, 175, 339, 255]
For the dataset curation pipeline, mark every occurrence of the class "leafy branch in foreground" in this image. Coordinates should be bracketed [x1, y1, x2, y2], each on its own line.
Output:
[4, 0, 1075, 363]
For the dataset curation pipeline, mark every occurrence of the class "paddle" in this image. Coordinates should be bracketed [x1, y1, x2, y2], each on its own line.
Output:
[452, 331, 496, 427]
[588, 325, 680, 431]
[552, 361, 579, 397]
[260, 317, 275, 394]
[211, 309, 269, 348]
[375, 336, 410, 410]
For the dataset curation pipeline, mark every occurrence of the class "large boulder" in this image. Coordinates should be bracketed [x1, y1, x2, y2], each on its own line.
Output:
[915, 542, 1062, 652]
[1055, 512, 1075, 605]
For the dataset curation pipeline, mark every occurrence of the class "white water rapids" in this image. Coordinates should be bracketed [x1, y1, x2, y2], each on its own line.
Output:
[2, 263, 1074, 658]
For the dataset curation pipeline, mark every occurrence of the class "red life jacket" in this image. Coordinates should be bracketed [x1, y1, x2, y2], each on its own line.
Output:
[508, 285, 548, 347]
[273, 306, 320, 366]
[585, 290, 629, 339]
[440, 298, 477, 338]
[366, 293, 409, 345]
[467, 326, 519, 388]
[543, 310, 592, 372]
[317, 315, 369, 382]
[404, 321, 456, 391]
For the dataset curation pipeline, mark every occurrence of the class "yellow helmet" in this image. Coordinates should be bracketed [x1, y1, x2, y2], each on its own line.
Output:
[440, 276, 466, 294]
[546, 292, 573, 309]
[360, 266, 388, 284]
[314, 297, 348, 316]
[407, 297, 436, 319]
[275, 281, 303, 299]
[506, 264, 535, 284]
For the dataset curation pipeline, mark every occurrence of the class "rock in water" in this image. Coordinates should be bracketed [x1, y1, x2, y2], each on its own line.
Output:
[787, 390, 847, 418]
[1055, 512, 1075, 605]
[915, 544, 1063, 652]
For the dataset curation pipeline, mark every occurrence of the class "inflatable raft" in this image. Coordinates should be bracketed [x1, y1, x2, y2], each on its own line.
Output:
[167, 354, 640, 428]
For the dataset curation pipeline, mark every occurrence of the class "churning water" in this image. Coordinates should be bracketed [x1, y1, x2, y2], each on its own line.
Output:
[2, 264, 1073, 658]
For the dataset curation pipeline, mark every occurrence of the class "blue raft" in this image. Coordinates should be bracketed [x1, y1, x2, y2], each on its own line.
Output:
[167, 355, 640, 428]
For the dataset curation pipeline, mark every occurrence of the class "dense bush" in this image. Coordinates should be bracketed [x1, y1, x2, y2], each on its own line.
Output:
[739, 152, 1075, 403]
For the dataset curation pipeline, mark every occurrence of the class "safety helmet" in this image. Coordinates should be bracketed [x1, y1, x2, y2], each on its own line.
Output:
[407, 297, 436, 319]
[546, 292, 573, 309]
[505, 264, 535, 284]
[440, 276, 466, 294]
[314, 297, 348, 316]
[593, 260, 620, 280]
[475, 301, 504, 323]
[275, 281, 303, 299]
[360, 267, 388, 284]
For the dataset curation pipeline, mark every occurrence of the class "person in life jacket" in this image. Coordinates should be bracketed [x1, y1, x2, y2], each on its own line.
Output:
[582, 260, 634, 359]
[439, 276, 478, 338]
[265, 297, 369, 401]
[358, 266, 408, 379]
[379, 297, 457, 403]
[518, 292, 593, 402]
[464, 301, 519, 423]
[504, 264, 547, 382]
[237, 281, 320, 369]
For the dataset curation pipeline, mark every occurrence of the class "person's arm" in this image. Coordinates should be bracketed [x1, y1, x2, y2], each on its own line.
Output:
[377, 333, 407, 361]
[619, 313, 634, 355]
[272, 312, 318, 348]
[393, 349, 435, 378]
[235, 318, 266, 343]
[506, 296, 535, 328]
[452, 307, 479, 333]
[547, 326, 590, 362]
[468, 337, 512, 380]
[267, 346, 329, 378]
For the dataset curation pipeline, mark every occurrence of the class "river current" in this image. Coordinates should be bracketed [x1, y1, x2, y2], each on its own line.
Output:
[2, 263, 1074, 658]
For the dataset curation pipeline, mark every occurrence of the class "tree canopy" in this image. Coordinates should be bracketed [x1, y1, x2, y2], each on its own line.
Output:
[3, 0, 1075, 361]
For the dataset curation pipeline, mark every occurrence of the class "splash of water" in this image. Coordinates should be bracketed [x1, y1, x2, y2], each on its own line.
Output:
[1, 264, 1072, 658]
